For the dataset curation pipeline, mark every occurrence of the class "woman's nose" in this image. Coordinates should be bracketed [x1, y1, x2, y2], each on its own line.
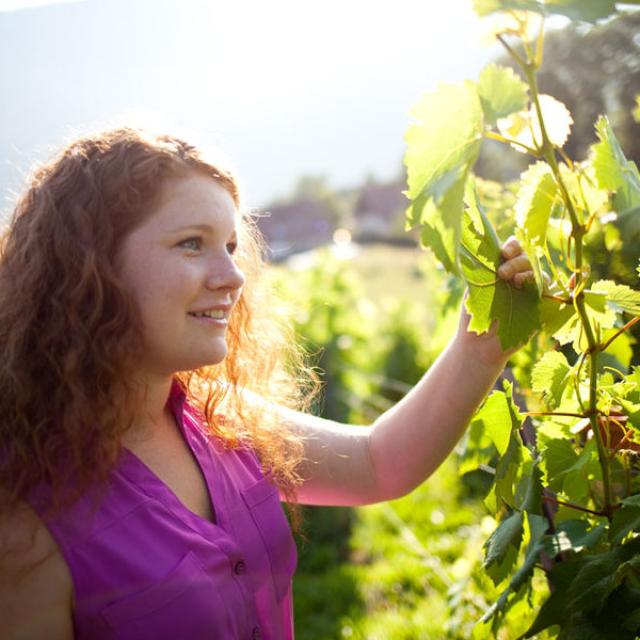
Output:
[206, 254, 246, 292]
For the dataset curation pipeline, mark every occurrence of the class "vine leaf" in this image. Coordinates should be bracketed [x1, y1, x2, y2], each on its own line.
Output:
[592, 115, 640, 215]
[478, 64, 529, 128]
[556, 287, 618, 357]
[531, 350, 570, 409]
[483, 511, 524, 586]
[609, 494, 640, 545]
[559, 162, 608, 221]
[472, 387, 516, 457]
[520, 559, 577, 638]
[541, 439, 597, 504]
[458, 417, 495, 475]
[543, 520, 606, 556]
[591, 280, 640, 316]
[515, 161, 559, 245]
[567, 539, 640, 616]
[461, 191, 541, 350]
[482, 381, 535, 512]
[540, 438, 578, 493]
[540, 285, 576, 338]
[600, 327, 634, 372]
[498, 95, 573, 150]
[481, 513, 546, 629]
[404, 81, 483, 274]
[522, 537, 640, 639]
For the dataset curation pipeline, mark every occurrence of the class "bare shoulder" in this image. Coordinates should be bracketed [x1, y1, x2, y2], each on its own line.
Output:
[0, 502, 74, 639]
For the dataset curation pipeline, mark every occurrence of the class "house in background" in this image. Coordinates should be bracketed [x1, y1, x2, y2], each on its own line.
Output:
[254, 178, 415, 261]
[352, 181, 408, 241]
[253, 198, 334, 262]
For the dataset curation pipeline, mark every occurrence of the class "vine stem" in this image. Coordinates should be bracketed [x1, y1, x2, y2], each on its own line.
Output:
[524, 411, 586, 418]
[599, 316, 640, 353]
[496, 33, 527, 69]
[484, 131, 540, 156]
[541, 293, 572, 304]
[542, 495, 607, 517]
[524, 61, 614, 521]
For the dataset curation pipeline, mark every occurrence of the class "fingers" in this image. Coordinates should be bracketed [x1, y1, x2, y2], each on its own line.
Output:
[498, 253, 531, 279]
[500, 235, 522, 259]
[513, 270, 534, 288]
[498, 236, 534, 288]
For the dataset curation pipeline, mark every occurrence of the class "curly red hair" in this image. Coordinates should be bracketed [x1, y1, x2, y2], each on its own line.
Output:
[0, 127, 314, 527]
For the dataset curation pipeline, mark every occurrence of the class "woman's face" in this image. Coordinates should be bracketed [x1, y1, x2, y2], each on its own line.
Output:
[116, 171, 245, 377]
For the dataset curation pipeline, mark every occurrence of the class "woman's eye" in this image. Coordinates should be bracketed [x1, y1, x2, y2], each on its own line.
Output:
[180, 237, 202, 251]
[226, 242, 238, 255]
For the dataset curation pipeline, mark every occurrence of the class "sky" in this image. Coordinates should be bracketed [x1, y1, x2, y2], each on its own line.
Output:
[0, 0, 498, 211]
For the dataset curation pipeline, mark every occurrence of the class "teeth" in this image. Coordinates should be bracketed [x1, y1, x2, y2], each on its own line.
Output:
[191, 310, 225, 319]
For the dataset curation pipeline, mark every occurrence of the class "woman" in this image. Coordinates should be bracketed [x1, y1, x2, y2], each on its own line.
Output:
[0, 127, 533, 639]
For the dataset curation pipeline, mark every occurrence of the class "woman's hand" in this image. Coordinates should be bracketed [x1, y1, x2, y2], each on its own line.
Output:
[455, 235, 535, 369]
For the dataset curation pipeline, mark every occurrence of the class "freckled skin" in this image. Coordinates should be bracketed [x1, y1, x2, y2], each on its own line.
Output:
[115, 173, 245, 376]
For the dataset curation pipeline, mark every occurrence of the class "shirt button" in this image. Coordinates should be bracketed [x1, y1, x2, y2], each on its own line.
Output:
[234, 560, 247, 575]
[251, 626, 262, 640]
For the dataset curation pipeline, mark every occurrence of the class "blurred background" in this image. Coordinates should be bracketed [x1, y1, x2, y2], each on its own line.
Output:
[2, 1, 639, 638]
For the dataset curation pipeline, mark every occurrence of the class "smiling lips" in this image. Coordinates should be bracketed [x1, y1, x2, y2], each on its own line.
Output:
[188, 305, 231, 323]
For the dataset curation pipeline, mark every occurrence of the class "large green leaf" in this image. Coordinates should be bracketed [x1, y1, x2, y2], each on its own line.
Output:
[541, 438, 597, 503]
[541, 437, 578, 492]
[472, 389, 515, 456]
[483, 511, 524, 586]
[523, 537, 640, 638]
[478, 64, 529, 128]
[540, 287, 576, 339]
[497, 95, 573, 150]
[559, 162, 608, 221]
[531, 350, 571, 409]
[583, 288, 617, 331]
[561, 440, 600, 504]
[404, 82, 483, 274]
[521, 559, 577, 638]
[511, 457, 544, 517]
[592, 116, 640, 214]
[568, 538, 640, 614]
[491, 382, 533, 510]
[460, 193, 541, 350]
[481, 513, 546, 627]
[515, 161, 559, 245]
[609, 494, 640, 545]
[591, 280, 640, 317]
[542, 520, 605, 556]
[600, 327, 634, 373]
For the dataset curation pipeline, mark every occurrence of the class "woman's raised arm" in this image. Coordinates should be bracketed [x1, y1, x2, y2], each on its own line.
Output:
[285, 237, 534, 507]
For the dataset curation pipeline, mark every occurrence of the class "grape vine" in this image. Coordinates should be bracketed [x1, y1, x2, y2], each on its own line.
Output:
[404, 2, 640, 638]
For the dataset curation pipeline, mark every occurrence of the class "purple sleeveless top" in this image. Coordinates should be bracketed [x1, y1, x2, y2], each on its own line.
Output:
[29, 381, 297, 640]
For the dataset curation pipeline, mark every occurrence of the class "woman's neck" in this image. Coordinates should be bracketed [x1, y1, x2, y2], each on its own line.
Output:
[123, 374, 175, 445]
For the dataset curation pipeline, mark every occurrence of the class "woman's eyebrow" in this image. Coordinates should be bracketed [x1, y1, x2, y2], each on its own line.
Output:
[166, 222, 238, 239]
[169, 223, 214, 233]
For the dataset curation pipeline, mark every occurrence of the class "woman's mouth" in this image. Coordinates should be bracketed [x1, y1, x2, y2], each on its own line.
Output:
[187, 306, 231, 325]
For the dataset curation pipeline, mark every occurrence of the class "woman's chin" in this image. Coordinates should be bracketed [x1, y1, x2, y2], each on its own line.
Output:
[191, 347, 228, 370]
